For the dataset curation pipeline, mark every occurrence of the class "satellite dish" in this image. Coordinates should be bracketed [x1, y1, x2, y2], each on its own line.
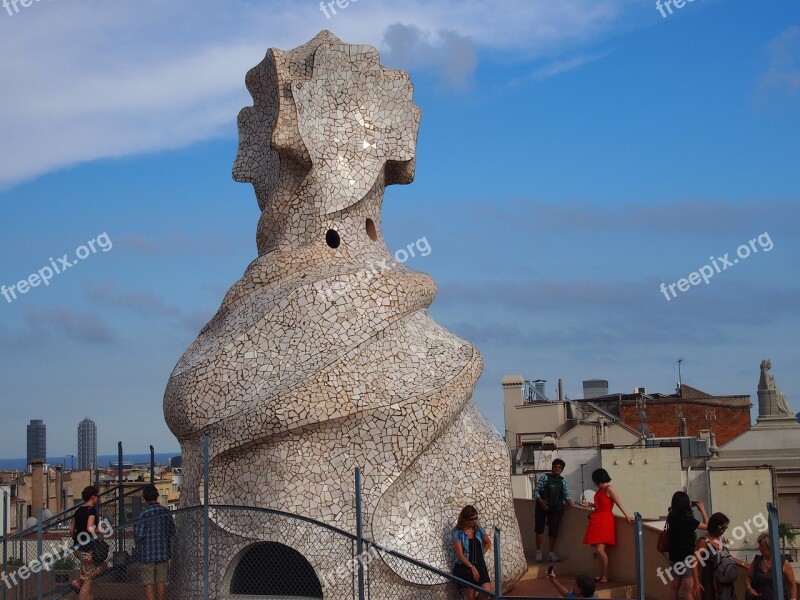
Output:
[26, 516, 38, 529]
[581, 489, 595, 505]
[42, 508, 53, 520]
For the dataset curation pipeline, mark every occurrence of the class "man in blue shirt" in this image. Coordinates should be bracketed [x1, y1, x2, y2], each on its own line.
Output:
[548, 570, 597, 598]
[533, 458, 573, 562]
[134, 484, 175, 600]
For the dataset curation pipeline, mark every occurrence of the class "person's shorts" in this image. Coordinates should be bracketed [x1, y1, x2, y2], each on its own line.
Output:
[140, 561, 169, 585]
[534, 503, 563, 536]
[668, 560, 693, 579]
[74, 550, 103, 582]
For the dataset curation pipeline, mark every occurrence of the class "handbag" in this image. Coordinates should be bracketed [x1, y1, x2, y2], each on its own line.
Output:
[656, 522, 670, 553]
[91, 538, 110, 565]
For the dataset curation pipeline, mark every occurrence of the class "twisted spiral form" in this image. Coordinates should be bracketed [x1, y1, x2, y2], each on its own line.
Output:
[164, 31, 525, 591]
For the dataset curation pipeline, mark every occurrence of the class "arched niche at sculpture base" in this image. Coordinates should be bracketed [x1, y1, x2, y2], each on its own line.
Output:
[228, 542, 323, 599]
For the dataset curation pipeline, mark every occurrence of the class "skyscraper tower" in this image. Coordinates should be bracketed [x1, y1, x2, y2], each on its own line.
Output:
[77, 418, 97, 471]
[26, 419, 46, 466]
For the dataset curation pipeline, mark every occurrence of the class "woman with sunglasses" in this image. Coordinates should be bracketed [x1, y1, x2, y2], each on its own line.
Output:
[452, 505, 492, 599]
[692, 512, 747, 600]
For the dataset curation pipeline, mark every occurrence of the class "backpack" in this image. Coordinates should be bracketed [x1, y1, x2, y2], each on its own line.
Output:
[540, 474, 565, 511]
[713, 544, 738, 585]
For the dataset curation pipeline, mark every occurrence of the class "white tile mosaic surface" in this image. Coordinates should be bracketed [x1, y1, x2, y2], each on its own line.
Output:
[164, 30, 525, 597]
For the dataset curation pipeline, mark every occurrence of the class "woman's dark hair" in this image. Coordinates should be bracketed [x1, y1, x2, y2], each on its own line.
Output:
[707, 512, 729, 536]
[668, 491, 692, 522]
[591, 468, 611, 485]
[81, 486, 99, 502]
[456, 505, 479, 530]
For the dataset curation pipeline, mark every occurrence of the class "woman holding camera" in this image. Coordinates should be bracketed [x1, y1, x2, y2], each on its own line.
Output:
[665, 492, 708, 600]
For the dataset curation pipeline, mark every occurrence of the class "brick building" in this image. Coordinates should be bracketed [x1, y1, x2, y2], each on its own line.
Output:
[584, 384, 751, 446]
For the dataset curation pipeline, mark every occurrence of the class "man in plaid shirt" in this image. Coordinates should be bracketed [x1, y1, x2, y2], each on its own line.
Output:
[135, 484, 175, 600]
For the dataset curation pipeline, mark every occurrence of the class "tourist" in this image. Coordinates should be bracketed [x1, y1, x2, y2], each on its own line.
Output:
[692, 512, 747, 600]
[135, 484, 176, 600]
[666, 492, 709, 600]
[581, 468, 633, 583]
[744, 532, 797, 600]
[70, 485, 102, 598]
[452, 505, 492, 599]
[547, 569, 597, 598]
[533, 458, 574, 562]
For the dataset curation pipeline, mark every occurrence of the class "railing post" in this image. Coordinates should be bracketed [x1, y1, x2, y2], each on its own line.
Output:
[634, 512, 645, 600]
[36, 507, 43, 600]
[767, 503, 784, 600]
[117, 441, 124, 553]
[203, 436, 210, 600]
[2, 488, 7, 600]
[355, 468, 365, 600]
[150, 445, 155, 483]
[493, 527, 502, 599]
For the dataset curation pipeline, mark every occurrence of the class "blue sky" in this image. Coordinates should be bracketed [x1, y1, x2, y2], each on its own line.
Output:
[0, 0, 798, 457]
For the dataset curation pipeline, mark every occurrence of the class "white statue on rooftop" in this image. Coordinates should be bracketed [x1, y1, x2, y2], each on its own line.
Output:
[758, 359, 792, 416]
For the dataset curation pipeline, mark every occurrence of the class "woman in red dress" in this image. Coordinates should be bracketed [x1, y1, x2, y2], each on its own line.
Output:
[581, 468, 633, 583]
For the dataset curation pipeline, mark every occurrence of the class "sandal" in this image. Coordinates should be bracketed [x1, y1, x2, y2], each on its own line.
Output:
[594, 577, 609, 583]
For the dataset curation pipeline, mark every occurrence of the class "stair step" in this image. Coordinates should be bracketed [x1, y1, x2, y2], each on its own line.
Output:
[509, 559, 638, 599]
[508, 574, 636, 599]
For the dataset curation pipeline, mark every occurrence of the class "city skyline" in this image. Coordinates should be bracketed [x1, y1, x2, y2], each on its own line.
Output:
[1, 1, 798, 456]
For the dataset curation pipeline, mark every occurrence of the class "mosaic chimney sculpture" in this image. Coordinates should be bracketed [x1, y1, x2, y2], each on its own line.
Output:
[164, 30, 525, 597]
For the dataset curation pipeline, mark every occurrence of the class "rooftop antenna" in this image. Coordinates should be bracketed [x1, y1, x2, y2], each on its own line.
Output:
[676, 358, 683, 395]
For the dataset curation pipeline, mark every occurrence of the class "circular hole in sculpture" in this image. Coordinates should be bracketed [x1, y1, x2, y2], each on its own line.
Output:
[325, 229, 341, 249]
[365, 218, 377, 241]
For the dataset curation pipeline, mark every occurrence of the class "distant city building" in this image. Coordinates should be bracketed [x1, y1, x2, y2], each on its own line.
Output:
[77, 418, 97, 471]
[588, 384, 751, 446]
[26, 419, 46, 467]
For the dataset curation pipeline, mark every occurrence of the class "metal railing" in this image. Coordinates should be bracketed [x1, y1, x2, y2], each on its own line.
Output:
[2, 437, 790, 599]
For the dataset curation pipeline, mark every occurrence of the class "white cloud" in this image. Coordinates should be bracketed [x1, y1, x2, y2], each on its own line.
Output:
[759, 25, 800, 94]
[0, 0, 643, 189]
[23, 305, 117, 343]
[509, 51, 610, 85]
